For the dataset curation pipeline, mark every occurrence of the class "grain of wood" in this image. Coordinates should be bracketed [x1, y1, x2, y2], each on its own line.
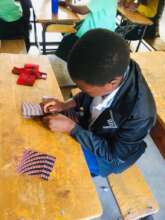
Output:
[0, 40, 26, 54]
[0, 53, 102, 220]
[108, 165, 159, 220]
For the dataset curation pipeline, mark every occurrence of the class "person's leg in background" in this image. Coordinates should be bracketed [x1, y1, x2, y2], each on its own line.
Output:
[55, 33, 79, 62]
[0, 0, 31, 51]
[0, 17, 25, 40]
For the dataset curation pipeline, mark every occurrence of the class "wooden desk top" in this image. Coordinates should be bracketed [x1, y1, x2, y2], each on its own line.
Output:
[0, 40, 26, 54]
[0, 54, 102, 219]
[118, 6, 153, 25]
[131, 51, 165, 128]
[31, 0, 80, 23]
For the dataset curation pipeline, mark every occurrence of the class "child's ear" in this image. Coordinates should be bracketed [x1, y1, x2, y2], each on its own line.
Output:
[109, 76, 123, 88]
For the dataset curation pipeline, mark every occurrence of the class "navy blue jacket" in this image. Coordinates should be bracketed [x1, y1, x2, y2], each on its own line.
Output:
[71, 60, 156, 176]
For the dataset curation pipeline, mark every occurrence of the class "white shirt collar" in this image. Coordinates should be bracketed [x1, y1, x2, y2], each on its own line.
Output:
[94, 87, 120, 111]
[92, 65, 129, 111]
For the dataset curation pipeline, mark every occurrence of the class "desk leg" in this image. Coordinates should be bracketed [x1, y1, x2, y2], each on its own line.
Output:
[32, 8, 38, 47]
[42, 24, 47, 55]
[135, 25, 147, 52]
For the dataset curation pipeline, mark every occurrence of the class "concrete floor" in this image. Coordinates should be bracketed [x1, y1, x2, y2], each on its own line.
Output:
[93, 136, 165, 220]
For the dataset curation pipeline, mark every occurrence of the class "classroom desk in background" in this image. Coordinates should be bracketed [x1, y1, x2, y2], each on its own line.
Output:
[118, 6, 153, 25]
[0, 53, 102, 219]
[118, 6, 153, 51]
[31, 0, 80, 23]
[131, 51, 165, 159]
[31, 0, 81, 54]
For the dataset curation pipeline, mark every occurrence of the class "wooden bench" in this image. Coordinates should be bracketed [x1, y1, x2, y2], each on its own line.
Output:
[0, 39, 27, 54]
[144, 37, 165, 51]
[71, 88, 159, 219]
[108, 165, 159, 220]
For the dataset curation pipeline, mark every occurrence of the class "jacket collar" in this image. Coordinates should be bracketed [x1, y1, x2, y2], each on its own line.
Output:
[110, 60, 139, 118]
[90, 60, 140, 130]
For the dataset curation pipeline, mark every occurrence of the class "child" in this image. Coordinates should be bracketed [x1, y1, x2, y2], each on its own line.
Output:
[42, 29, 156, 177]
[0, 0, 31, 51]
[56, 0, 118, 61]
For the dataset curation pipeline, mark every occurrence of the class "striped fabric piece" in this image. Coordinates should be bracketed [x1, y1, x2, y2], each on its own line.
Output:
[16, 149, 56, 180]
[22, 102, 44, 118]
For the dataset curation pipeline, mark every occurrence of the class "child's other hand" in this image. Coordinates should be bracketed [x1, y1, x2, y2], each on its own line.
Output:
[58, 0, 67, 7]
[42, 114, 76, 133]
[41, 98, 65, 113]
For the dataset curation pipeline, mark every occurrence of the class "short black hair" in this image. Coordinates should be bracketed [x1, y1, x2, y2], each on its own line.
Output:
[67, 28, 130, 85]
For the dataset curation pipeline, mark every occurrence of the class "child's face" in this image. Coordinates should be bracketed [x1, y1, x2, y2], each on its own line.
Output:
[74, 77, 123, 97]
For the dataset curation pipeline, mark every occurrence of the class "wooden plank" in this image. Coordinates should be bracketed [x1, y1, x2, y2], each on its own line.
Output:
[31, 0, 80, 23]
[131, 51, 165, 158]
[108, 165, 159, 220]
[45, 24, 76, 33]
[0, 40, 26, 54]
[0, 53, 102, 220]
[145, 37, 165, 51]
[118, 6, 153, 25]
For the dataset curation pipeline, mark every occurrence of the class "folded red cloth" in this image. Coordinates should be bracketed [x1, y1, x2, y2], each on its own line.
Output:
[12, 64, 47, 86]
[12, 67, 24, 75]
[24, 64, 39, 71]
[17, 70, 36, 86]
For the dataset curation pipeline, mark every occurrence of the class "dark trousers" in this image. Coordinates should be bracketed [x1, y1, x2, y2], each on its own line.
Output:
[55, 33, 79, 61]
[63, 109, 146, 177]
[82, 141, 146, 177]
[0, 0, 31, 51]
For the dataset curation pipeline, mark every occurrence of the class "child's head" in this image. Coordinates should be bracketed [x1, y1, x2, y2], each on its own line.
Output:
[67, 28, 130, 97]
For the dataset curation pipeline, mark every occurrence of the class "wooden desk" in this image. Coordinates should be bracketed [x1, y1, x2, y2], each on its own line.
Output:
[0, 40, 26, 54]
[118, 6, 153, 25]
[131, 51, 165, 158]
[118, 6, 153, 51]
[31, 0, 80, 23]
[0, 54, 102, 219]
[31, 0, 81, 54]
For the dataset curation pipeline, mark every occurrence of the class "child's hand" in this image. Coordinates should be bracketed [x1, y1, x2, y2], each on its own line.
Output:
[118, 0, 126, 7]
[124, 2, 139, 12]
[58, 0, 67, 7]
[42, 114, 76, 133]
[41, 98, 65, 113]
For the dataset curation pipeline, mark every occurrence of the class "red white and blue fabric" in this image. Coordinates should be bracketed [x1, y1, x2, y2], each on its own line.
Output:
[16, 149, 56, 180]
[22, 102, 44, 118]
[22, 102, 80, 122]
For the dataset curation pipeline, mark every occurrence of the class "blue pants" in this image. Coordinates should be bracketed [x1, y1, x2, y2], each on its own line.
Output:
[82, 147, 100, 176]
[82, 146, 145, 177]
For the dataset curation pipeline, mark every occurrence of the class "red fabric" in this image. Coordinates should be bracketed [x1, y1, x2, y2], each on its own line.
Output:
[12, 67, 24, 75]
[24, 64, 39, 71]
[12, 64, 47, 86]
[17, 71, 36, 86]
